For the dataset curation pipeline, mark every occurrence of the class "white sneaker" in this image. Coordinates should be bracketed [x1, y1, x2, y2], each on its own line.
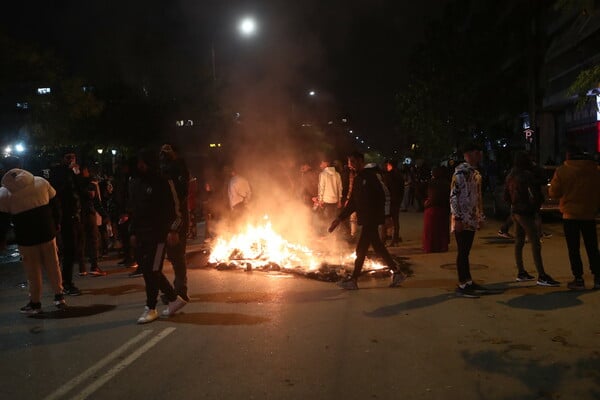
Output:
[137, 306, 158, 324]
[162, 295, 188, 317]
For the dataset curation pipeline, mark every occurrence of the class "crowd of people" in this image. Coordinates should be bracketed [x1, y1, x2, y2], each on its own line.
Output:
[1, 142, 599, 323]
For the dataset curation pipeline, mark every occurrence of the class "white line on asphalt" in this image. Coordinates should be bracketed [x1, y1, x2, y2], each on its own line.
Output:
[43, 329, 154, 400]
[70, 327, 176, 400]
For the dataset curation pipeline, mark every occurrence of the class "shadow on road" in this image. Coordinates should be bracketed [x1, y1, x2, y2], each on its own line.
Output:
[497, 289, 593, 310]
[164, 312, 269, 325]
[29, 304, 116, 319]
[190, 289, 344, 304]
[83, 284, 145, 296]
[461, 349, 600, 399]
[364, 293, 455, 317]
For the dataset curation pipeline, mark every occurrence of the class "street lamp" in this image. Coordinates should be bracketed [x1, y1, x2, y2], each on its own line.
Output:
[308, 90, 316, 96]
[212, 16, 259, 83]
[97, 148, 103, 155]
[238, 17, 257, 37]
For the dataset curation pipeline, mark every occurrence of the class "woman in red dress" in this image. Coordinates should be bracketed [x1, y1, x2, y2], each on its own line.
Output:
[422, 166, 451, 252]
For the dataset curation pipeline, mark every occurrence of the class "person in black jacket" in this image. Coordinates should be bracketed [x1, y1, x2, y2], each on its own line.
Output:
[382, 159, 404, 246]
[50, 150, 85, 296]
[159, 143, 190, 301]
[504, 151, 559, 286]
[328, 152, 407, 290]
[132, 148, 187, 324]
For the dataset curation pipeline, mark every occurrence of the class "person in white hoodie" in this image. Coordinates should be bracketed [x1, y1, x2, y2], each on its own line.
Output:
[317, 157, 343, 235]
[0, 161, 66, 314]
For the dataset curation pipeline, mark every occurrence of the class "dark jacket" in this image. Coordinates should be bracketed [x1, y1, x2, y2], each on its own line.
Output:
[50, 164, 82, 222]
[504, 167, 543, 216]
[130, 171, 182, 242]
[383, 168, 404, 207]
[338, 164, 389, 226]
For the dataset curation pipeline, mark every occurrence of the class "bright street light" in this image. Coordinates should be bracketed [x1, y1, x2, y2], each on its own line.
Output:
[97, 148, 103, 155]
[15, 143, 25, 153]
[308, 90, 316, 96]
[239, 17, 257, 37]
[111, 149, 117, 155]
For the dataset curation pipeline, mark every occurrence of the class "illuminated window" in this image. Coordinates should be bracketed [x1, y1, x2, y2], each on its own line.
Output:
[37, 88, 51, 95]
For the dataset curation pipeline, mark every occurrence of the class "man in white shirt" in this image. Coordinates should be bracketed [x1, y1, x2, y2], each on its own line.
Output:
[317, 157, 343, 235]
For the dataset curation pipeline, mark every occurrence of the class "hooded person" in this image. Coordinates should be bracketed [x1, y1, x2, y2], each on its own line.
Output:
[0, 167, 66, 313]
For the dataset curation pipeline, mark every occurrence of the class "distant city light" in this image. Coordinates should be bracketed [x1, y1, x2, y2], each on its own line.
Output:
[97, 149, 104, 154]
[37, 87, 51, 95]
[5, 146, 12, 154]
[111, 149, 117, 155]
[309, 90, 316, 96]
[349, 130, 353, 133]
[15, 143, 25, 153]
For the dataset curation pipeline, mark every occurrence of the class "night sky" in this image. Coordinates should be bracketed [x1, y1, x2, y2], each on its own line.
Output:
[2, 0, 447, 151]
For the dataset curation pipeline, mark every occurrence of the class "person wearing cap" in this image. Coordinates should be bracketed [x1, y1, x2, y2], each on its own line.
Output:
[131, 148, 187, 324]
[159, 143, 191, 302]
[549, 146, 600, 290]
[450, 142, 489, 298]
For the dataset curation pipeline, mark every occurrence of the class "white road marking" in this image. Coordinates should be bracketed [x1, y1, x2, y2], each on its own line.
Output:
[70, 327, 176, 400]
[43, 329, 154, 400]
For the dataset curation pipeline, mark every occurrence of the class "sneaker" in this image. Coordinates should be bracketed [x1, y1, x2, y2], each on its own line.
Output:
[54, 294, 67, 309]
[497, 230, 514, 239]
[78, 271, 88, 277]
[455, 284, 480, 298]
[90, 267, 107, 277]
[516, 272, 536, 282]
[537, 275, 560, 287]
[137, 306, 158, 324]
[337, 279, 359, 290]
[128, 269, 143, 278]
[541, 232, 553, 239]
[468, 282, 491, 293]
[389, 270, 407, 288]
[20, 302, 42, 314]
[63, 285, 82, 296]
[567, 277, 585, 291]
[162, 295, 188, 317]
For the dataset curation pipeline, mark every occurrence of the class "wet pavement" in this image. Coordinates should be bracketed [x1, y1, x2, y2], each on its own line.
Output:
[1, 212, 599, 399]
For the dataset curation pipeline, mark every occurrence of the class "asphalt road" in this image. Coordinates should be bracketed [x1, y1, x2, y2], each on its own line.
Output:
[1, 212, 599, 400]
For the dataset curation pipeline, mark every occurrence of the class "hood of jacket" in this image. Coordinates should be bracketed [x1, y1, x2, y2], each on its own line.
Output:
[323, 166, 337, 175]
[455, 162, 475, 174]
[1, 168, 34, 193]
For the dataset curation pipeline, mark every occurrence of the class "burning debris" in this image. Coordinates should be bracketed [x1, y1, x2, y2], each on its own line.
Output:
[204, 219, 411, 282]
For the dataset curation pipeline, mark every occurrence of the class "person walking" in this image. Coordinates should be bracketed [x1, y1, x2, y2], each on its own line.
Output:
[131, 149, 187, 324]
[0, 161, 66, 313]
[159, 143, 190, 302]
[504, 152, 559, 286]
[549, 146, 600, 290]
[328, 151, 407, 290]
[450, 142, 490, 298]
